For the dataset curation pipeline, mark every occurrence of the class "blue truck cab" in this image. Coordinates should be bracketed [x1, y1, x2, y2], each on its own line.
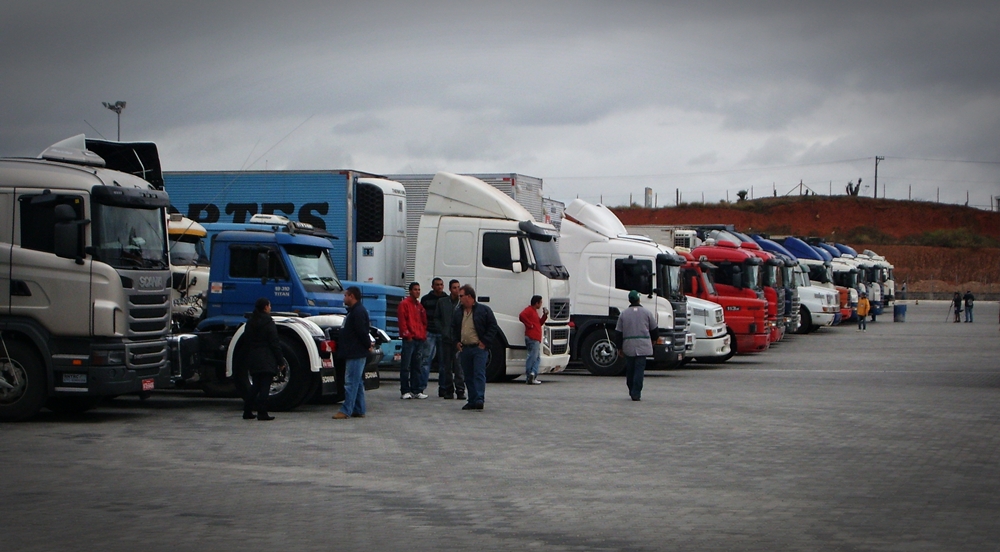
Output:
[199, 219, 404, 365]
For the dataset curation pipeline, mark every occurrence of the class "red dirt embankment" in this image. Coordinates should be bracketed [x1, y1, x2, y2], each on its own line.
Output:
[611, 197, 1000, 289]
[614, 196, 1000, 240]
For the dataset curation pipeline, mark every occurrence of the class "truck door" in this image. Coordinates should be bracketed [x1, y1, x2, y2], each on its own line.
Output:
[1, 188, 11, 314]
[10, 191, 93, 336]
[477, 231, 533, 343]
[220, 244, 290, 316]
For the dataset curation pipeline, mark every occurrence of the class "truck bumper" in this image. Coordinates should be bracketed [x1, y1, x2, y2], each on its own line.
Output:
[690, 334, 731, 360]
[53, 339, 170, 396]
[652, 343, 684, 368]
[813, 311, 838, 327]
[736, 332, 770, 354]
[538, 353, 570, 374]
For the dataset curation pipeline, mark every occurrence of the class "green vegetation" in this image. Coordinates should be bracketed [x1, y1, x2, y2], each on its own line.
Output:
[901, 228, 1000, 248]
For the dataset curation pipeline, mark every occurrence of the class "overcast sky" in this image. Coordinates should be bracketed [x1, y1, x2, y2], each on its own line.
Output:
[3, 1, 999, 208]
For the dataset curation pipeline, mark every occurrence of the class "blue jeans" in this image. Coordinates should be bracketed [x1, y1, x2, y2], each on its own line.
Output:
[965, 306, 973, 322]
[625, 355, 646, 400]
[340, 357, 366, 416]
[399, 339, 425, 395]
[420, 333, 440, 392]
[459, 345, 488, 406]
[524, 337, 541, 377]
[858, 315, 867, 331]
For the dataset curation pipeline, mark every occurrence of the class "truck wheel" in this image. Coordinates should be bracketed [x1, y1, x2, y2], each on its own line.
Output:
[234, 336, 311, 412]
[580, 330, 625, 376]
[796, 308, 812, 335]
[485, 341, 507, 383]
[45, 396, 99, 415]
[0, 340, 47, 422]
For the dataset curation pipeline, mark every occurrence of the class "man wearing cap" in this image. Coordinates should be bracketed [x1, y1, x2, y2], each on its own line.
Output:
[615, 290, 657, 402]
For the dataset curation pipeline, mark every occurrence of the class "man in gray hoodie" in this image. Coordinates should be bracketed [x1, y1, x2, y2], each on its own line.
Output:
[615, 290, 657, 402]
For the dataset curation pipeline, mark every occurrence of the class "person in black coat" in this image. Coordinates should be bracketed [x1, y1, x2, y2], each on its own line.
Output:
[242, 297, 286, 421]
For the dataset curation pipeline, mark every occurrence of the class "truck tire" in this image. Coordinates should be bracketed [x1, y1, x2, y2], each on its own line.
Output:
[0, 340, 47, 422]
[233, 335, 311, 412]
[485, 340, 507, 383]
[797, 308, 813, 334]
[580, 329, 625, 376]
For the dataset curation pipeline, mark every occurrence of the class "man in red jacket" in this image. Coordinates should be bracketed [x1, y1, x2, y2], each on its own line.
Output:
[518, 295, 548, 385]
[398, 282, 428, 399]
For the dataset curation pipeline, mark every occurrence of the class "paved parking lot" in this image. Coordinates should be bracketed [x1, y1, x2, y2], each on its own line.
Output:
[4, 301, 1000, 551]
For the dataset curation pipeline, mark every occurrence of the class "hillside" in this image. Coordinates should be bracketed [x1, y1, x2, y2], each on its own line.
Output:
[610, 197, 1000, 293]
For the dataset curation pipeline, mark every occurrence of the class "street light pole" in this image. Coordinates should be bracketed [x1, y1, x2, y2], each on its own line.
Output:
[874, 156, 884, 199]
[102, 101, 126, 140]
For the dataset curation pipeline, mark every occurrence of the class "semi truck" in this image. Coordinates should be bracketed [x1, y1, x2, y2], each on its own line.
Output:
[1, 136, 172, 421]
[556, 200, 692, 375]
[167, 218, 388, 410]
[414, 172, 571, 381]
[755, 237, 840, 333]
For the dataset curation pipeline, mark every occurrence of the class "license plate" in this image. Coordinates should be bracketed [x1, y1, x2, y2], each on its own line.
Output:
[63, 373, 87, 384]
[142, 379, 155, 391]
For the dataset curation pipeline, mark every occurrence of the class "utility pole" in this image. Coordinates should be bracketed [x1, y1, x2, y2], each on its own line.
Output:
[874, 156, 884, 199]
[102, 101, 126, 141]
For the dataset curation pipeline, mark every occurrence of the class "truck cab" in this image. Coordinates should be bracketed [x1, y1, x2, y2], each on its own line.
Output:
[557, 199, 686, 375]
[779, 237, 841, 332]
[1, 136, 171, 420]
[415, 172, 571, 381]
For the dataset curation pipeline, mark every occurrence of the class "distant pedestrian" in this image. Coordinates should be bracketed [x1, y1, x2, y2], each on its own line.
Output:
[615, 290, 657, 402]
[452, 285, 498, 410]
[435, 279, 465, 400]
[952, 292, 963, 323]
[519, 295, 548, 384]
[963, 291, 975, 323]
[398, 282, 428, 399]
[856, 292, 870, 332]
[420, 278, 447, 394]
[241, 298, 286, 421]
[900, 282, 908, 301]
[333, 286, 371, 420]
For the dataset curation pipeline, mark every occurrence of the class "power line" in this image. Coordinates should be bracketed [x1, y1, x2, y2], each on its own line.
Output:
[885, 155, 1000, 166]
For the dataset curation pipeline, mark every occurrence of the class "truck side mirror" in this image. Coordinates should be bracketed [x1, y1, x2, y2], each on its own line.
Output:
[257, 252, 269, 284]
[53, 204, 87, 264]
[509, 236, 522, 274]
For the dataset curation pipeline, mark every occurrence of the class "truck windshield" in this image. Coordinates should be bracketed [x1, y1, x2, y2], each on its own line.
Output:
[169, 235, 209, 267]
[763, 265, 778, 288]
[283, 245, 343, 293]
[656, 262, 683, 302]
[91, 204, 168, 269]
[529, 237, 569, 280]
[744, 264, 761, 291]
[807, 264, 832, 284]
[783, 267, 797, 289]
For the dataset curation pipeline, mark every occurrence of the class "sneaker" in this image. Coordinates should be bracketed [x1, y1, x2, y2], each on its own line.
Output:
[531, 376, 541, 384]
[525, 375, 533, 385]
[413, 392, 429, 400]
[401, 392, 413, 400]
[456, 392, 467, 401]
[441, 393, 454, 400]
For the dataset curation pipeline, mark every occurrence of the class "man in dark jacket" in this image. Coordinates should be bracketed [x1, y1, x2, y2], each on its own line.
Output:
[963, 290, 975, 323]
[242, 297, 286, 421]
[420, 278, 447, 396]
[435, 279, 465, 400]
[334, 286, 371, 419]
[452, 285, 499, 410]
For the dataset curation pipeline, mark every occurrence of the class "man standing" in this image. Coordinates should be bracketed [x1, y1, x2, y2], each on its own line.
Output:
[435, 279, 465, 400]
[519, 295, 548, 385]
[963, 290, 975, 323]
[333, 286, 371, 420]
[452, 285, 498, 411]
[398, 282, 428, 399]
[615, 290, 657, 402]
[420, 278, 447, 396]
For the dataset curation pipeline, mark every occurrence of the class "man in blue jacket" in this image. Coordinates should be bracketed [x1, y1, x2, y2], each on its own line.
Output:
[452, 285, 498, 411]
[333, 286, 371, 419]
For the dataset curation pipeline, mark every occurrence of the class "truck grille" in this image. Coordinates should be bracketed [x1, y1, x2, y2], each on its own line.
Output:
[128, 293, 170, 337]
[385, 294, 401, 338]
[549, 328, 569, 355]
[549, 299, 570, 322]
[126, 340, 168, 371]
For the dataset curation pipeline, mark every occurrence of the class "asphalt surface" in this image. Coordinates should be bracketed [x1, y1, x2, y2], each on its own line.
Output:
[4, 301, 1000, 551]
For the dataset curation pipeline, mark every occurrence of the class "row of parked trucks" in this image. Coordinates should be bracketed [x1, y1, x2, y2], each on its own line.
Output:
[0, 135, 894, 421]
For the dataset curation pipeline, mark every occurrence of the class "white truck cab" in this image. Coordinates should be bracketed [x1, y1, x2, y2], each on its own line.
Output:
[414, 172, 571, 381]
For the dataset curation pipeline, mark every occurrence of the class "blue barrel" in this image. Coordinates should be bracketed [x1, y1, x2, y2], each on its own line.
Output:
[893, 304, 907, 322]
